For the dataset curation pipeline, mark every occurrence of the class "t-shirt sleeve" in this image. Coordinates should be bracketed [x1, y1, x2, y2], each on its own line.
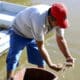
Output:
[56, 27, 64, 37]
[30, 13, 44, 41]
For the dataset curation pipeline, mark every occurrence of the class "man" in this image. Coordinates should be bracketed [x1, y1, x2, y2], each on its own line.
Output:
[6, 3, 74, 80]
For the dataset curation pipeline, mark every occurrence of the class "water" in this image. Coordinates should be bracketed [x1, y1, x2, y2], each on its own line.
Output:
[32, 0, 80, 79]
[32, 0, 80, 55]
[0, 0, 80, 80]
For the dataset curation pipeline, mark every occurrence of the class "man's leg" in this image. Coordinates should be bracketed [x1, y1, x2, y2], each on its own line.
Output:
[6, 49, 23, 80]
[7, 71, 14, 80]
[27, 39, 45, 68]
[6, 31, 25, 80]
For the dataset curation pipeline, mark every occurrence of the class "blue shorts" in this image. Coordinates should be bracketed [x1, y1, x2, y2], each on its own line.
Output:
[6, 30, 45, 71]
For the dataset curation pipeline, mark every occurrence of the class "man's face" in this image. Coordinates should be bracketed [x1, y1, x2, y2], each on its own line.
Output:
[48, 16, 57, 28]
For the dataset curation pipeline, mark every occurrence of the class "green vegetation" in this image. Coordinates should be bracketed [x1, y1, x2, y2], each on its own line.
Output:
[2, 0, 32, 6]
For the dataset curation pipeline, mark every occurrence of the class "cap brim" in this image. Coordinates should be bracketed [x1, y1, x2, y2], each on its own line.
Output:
[58, 19, 69, 29]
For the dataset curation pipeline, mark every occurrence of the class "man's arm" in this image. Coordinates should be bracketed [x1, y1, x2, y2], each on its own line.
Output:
[36, 40, 63, 71]
[56, 34, 74, 63]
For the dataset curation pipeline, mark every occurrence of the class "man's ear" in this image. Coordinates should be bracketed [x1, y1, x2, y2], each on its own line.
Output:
[48, 15, 57, 22]
[48, 16, 50, 19]
[48, 16, 52, 23]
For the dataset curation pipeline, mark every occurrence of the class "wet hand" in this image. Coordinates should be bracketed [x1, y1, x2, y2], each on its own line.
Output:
[66, 57, 76, 67]
[49, 64, 63, 71]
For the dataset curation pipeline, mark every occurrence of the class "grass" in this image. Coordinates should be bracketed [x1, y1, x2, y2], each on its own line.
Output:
[0, 0, 80, 80]
[2, 0, 32, 6]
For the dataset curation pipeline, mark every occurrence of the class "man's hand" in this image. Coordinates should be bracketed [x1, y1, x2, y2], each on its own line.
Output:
[65, 57, 76, 67]
[49, 64, 63, 71]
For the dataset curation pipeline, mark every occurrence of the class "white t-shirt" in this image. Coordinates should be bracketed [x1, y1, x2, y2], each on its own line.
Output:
[12, 4, 64, 41]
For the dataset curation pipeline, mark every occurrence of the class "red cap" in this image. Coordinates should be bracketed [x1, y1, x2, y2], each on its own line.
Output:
[51, 3, 69, 28]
